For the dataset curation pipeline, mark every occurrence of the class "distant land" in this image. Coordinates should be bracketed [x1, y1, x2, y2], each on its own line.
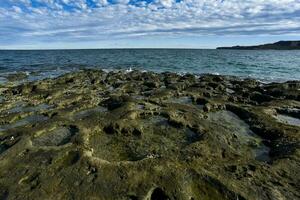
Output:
[217, 41, 300, 50]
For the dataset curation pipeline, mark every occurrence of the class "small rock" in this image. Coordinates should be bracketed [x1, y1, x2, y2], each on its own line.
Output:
[203, 103, 212, 112]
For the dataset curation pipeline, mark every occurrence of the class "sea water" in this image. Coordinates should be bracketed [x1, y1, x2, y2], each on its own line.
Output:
[0, 49, 299, 82]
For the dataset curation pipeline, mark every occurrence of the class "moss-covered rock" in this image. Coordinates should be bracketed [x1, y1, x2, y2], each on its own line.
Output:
[0, 70, 299, 200]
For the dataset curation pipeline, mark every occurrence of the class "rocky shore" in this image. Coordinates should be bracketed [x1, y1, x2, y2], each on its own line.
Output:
[0, 69, 299, 200]
[217, 40, 300, 50]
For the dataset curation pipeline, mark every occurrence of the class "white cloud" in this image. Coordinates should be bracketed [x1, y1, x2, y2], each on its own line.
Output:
[10, 0, 31, 5]
[155, 0, 174, 8]
[92, 0, 108, 6]
[12, 6, 22, 13]
[0, 0, 300, 47]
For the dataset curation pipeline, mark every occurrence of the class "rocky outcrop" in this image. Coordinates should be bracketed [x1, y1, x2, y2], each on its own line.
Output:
[217, 40, 300, 50]
[0, 70, 299, 200]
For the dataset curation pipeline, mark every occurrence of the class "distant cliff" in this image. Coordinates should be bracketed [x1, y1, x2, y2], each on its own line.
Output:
[217, 41, 300, 50]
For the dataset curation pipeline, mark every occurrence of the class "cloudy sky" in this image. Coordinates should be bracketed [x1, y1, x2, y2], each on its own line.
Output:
[0, 0, 300, 49]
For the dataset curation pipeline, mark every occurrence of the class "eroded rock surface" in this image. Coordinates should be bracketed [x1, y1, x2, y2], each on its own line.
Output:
[0, 70, 299, 200]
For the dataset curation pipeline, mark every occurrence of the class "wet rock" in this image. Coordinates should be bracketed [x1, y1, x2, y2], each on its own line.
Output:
[273, 113, 300, 127]
[0, 70, 299, 200]
[168, 96, 193, 104]
[263, 81, 300, 100]
[0, 99, 4, 106]
[73, 106, 107, 120]
[33, 126, 78, 147]
[103, 95, 132, 110]
[277, 107, 300, 119]
[6, 72, 28, 82]
[163, 72, 180, 85]
[167, 82, 187, 90]
[203, 103, 212, 112]
[249, 91, 274, 103]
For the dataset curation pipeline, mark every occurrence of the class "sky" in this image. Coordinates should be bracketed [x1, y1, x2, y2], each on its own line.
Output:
[0, 0, 300, 49]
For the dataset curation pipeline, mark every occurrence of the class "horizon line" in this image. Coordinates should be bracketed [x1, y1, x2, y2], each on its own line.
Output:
[0, 47, 217, 51]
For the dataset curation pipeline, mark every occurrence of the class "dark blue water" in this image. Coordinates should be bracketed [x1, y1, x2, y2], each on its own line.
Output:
[0, 49, 299, 83]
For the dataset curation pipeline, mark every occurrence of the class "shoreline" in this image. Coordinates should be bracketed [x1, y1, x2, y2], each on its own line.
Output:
[0, 69, 299, 199]
[1, 68, 299, 86]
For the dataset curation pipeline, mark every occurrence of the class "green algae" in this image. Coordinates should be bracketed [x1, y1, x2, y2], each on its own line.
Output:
[0, 70, 299, 200]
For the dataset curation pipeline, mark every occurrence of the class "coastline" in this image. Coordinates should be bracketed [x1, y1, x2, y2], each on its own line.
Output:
[0, 68, 298, 87]
[0, 69, 299, 199]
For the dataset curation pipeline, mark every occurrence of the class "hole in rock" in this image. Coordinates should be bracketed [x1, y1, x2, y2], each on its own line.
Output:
[151, 188, 170, 200]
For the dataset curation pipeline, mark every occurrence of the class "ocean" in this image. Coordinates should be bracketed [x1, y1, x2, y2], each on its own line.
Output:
[0, 49, 299, 83]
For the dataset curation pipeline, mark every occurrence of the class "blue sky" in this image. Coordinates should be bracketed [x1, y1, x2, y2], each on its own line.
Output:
[0, 0, 300, 49]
